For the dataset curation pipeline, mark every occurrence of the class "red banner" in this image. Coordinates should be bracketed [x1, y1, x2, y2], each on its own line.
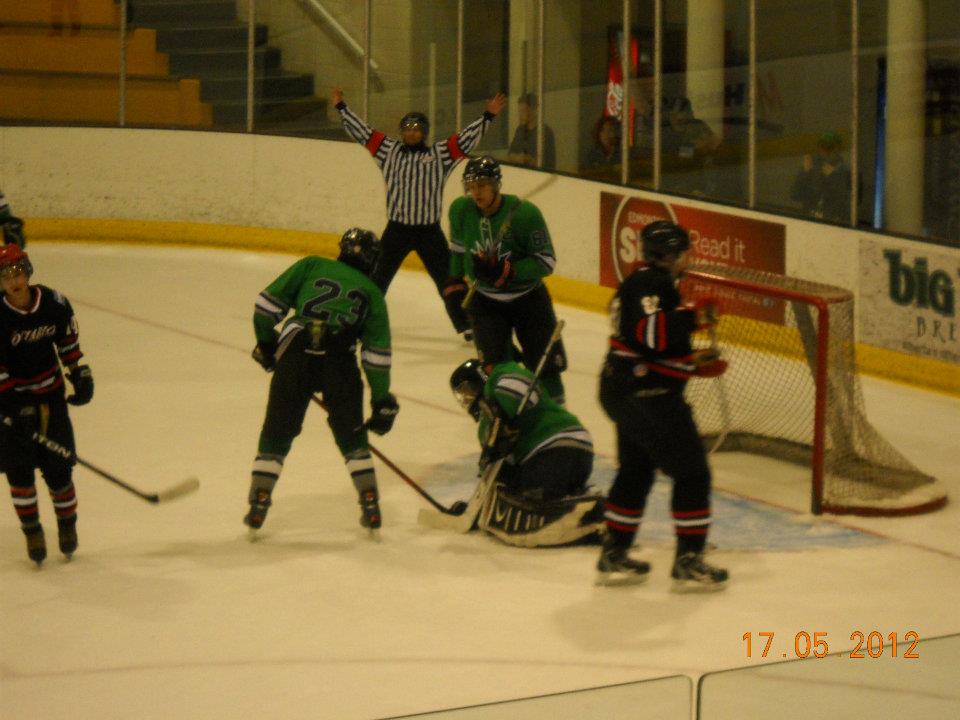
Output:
[598, 191, 787, 322]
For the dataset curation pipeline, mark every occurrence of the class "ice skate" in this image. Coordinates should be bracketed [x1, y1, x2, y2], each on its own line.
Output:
[671, 552, 728, 592]
[57, 519, 78, 559]
[358, 489, 381, 540]
[244, 488, 272, 535]
[595, 536, 650, 586]
[24, 525, 46, 566]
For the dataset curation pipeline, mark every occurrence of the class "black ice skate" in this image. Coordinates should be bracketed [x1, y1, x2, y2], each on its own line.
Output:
[57, 519, 78, 558]
[595, 536, 650, 586]
[671, 552, 729, 592]
[244, 488, 272, 532]
[24, 525, 47, 566]
[358, 489, 381, 538]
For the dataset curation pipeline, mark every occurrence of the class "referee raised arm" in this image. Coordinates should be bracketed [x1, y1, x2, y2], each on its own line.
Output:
[333, 88, 507, 340]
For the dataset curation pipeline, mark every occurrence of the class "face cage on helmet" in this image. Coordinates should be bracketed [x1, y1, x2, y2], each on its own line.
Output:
[452, 381, 482, 418]
[0, 260, 31, 280]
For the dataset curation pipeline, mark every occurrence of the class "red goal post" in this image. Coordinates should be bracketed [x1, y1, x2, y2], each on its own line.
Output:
[681, 263, 947, 516]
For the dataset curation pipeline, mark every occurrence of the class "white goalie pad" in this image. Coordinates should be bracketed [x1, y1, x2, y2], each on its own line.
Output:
[478, 485, 604, 548]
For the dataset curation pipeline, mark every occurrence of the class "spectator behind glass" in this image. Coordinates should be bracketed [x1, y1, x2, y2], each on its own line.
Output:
[790, 131, 852, 223]
[660, 97, 721, 196]
[583, 116, 622, 180]
[507, 93, 556, 171]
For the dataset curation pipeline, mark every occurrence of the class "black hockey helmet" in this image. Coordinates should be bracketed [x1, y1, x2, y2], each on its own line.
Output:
[450, 358, 489, 420]
[462, 155, 502, 192]
[399, 111, 430, 136]
[0, 243, 32, 279]
[338, 227, 381, 275]
[641, 220, 690, 263]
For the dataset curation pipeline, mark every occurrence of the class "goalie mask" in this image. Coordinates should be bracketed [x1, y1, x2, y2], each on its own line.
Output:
[0, 243, 32, 280]
[641, 220, 690, 264]
[337, 227, 381, 275]
[450, 358, 489, 421]
[462, 155, 502, 193]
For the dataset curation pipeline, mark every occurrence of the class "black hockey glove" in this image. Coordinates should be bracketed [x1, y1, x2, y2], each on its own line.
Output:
[479, 413, 520, 469]
[66, 365, 94, 406]
[251, 341, 277, 372]
[1, 216, 26, 248]
[472, 253, 513, 289]
[366, 393, 399, 435]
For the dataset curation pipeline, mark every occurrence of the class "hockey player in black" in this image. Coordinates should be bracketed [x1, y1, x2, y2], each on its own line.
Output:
[597, 220, 729, 590]
[0, 245, 94, 565]
[449, 359, 602, 547]
[245, 228, 398, 537]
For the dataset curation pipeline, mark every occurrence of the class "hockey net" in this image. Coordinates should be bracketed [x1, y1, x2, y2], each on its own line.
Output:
[680, 264, 947, 516]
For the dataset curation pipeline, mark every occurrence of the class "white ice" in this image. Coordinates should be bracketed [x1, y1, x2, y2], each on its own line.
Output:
[1, 243, 958, 719]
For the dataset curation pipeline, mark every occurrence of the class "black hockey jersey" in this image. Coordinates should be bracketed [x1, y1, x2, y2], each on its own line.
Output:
[0, 285, 83, 406]
[606, 263, 699, 393]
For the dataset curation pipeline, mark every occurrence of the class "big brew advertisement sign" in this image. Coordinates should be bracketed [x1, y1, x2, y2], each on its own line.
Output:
[598, 191, 786, 322]
[859, 237, 959, 365]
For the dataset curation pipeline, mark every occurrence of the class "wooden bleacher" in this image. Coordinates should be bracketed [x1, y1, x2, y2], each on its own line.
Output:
[0, 0, 212, 127]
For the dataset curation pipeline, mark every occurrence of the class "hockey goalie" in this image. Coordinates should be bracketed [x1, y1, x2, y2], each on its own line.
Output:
[448, 359, 603, 547]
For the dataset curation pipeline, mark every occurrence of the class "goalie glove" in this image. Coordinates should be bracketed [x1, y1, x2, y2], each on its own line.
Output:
[65, 365, 94, 406]
[472, 253, 513, 289]
[366, 393, 399, 435]
[251, 340, 277, 372]
[691, 348, 728, 378]
[686, 297, 720, 329]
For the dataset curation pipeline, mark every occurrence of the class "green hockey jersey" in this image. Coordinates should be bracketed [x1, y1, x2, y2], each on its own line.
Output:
[253, 256, 391, 400]
[448, 194, 556, 301]
[477, 361, 591, 464]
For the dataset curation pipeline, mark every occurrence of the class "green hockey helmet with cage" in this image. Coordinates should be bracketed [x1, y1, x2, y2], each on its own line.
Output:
[450, 358, 489, 421]
[399, 111, 430, 137]
[338, 227, 381, 275]
[641, 220, 690, 263]
[0, 243, 32, 279]
[462, 155, 502, 192]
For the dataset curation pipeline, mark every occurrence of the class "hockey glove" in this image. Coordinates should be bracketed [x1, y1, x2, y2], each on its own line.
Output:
[687, 297, 720, 329]
[472, 253, 513, 289]
[1, 216, 26, 248]
[366, 393, 399, 435]
[251, 341, 277, 372]
[691, 348, 728, 378]
[66, 365, 94, 406]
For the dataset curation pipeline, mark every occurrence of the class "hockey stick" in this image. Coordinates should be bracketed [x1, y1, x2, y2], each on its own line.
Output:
[308, 395, 466, 515]
[0, 412, 200, 504]
[461, 172, 559, 310]
[418, 319, 566, 533]
[707, 321, 732, 454]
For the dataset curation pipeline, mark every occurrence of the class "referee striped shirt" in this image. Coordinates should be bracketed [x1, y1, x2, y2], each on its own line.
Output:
[337, 102, 494, 225]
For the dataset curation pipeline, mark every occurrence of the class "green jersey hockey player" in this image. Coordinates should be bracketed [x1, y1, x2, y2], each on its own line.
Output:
[244, 228, 399, 537]
[449, 358, 601, 547]
[448, 156, 567, 403]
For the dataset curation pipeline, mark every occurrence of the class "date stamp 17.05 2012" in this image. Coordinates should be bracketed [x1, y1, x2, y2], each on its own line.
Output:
[742, 631, 920, 660]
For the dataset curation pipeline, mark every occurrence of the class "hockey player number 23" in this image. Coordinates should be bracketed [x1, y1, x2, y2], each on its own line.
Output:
[303, 279, 369, 329]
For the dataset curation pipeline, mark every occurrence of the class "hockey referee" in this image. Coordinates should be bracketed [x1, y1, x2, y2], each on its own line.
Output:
[333, 88, 507, 340]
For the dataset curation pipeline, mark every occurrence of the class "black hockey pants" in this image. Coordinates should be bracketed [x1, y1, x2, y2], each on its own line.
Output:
[468, 284, 567, 386]
[260, 329, 366, 457]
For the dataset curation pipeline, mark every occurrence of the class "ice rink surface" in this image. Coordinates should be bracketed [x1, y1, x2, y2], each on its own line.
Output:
[1, 243, 958, 719]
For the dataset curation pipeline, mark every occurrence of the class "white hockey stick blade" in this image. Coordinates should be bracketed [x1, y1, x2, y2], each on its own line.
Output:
[417, 505, 477, 533]
[154, 476, 200, 503]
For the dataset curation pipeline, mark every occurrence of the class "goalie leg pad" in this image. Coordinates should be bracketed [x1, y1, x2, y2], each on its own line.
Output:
[479, 485, 604, 548]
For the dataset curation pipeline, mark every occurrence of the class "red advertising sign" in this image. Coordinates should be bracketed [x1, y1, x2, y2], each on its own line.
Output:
[599, 191, 787, 322]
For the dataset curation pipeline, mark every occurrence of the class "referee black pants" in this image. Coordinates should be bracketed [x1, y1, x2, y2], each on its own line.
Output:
[372, 220, 469, 333]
